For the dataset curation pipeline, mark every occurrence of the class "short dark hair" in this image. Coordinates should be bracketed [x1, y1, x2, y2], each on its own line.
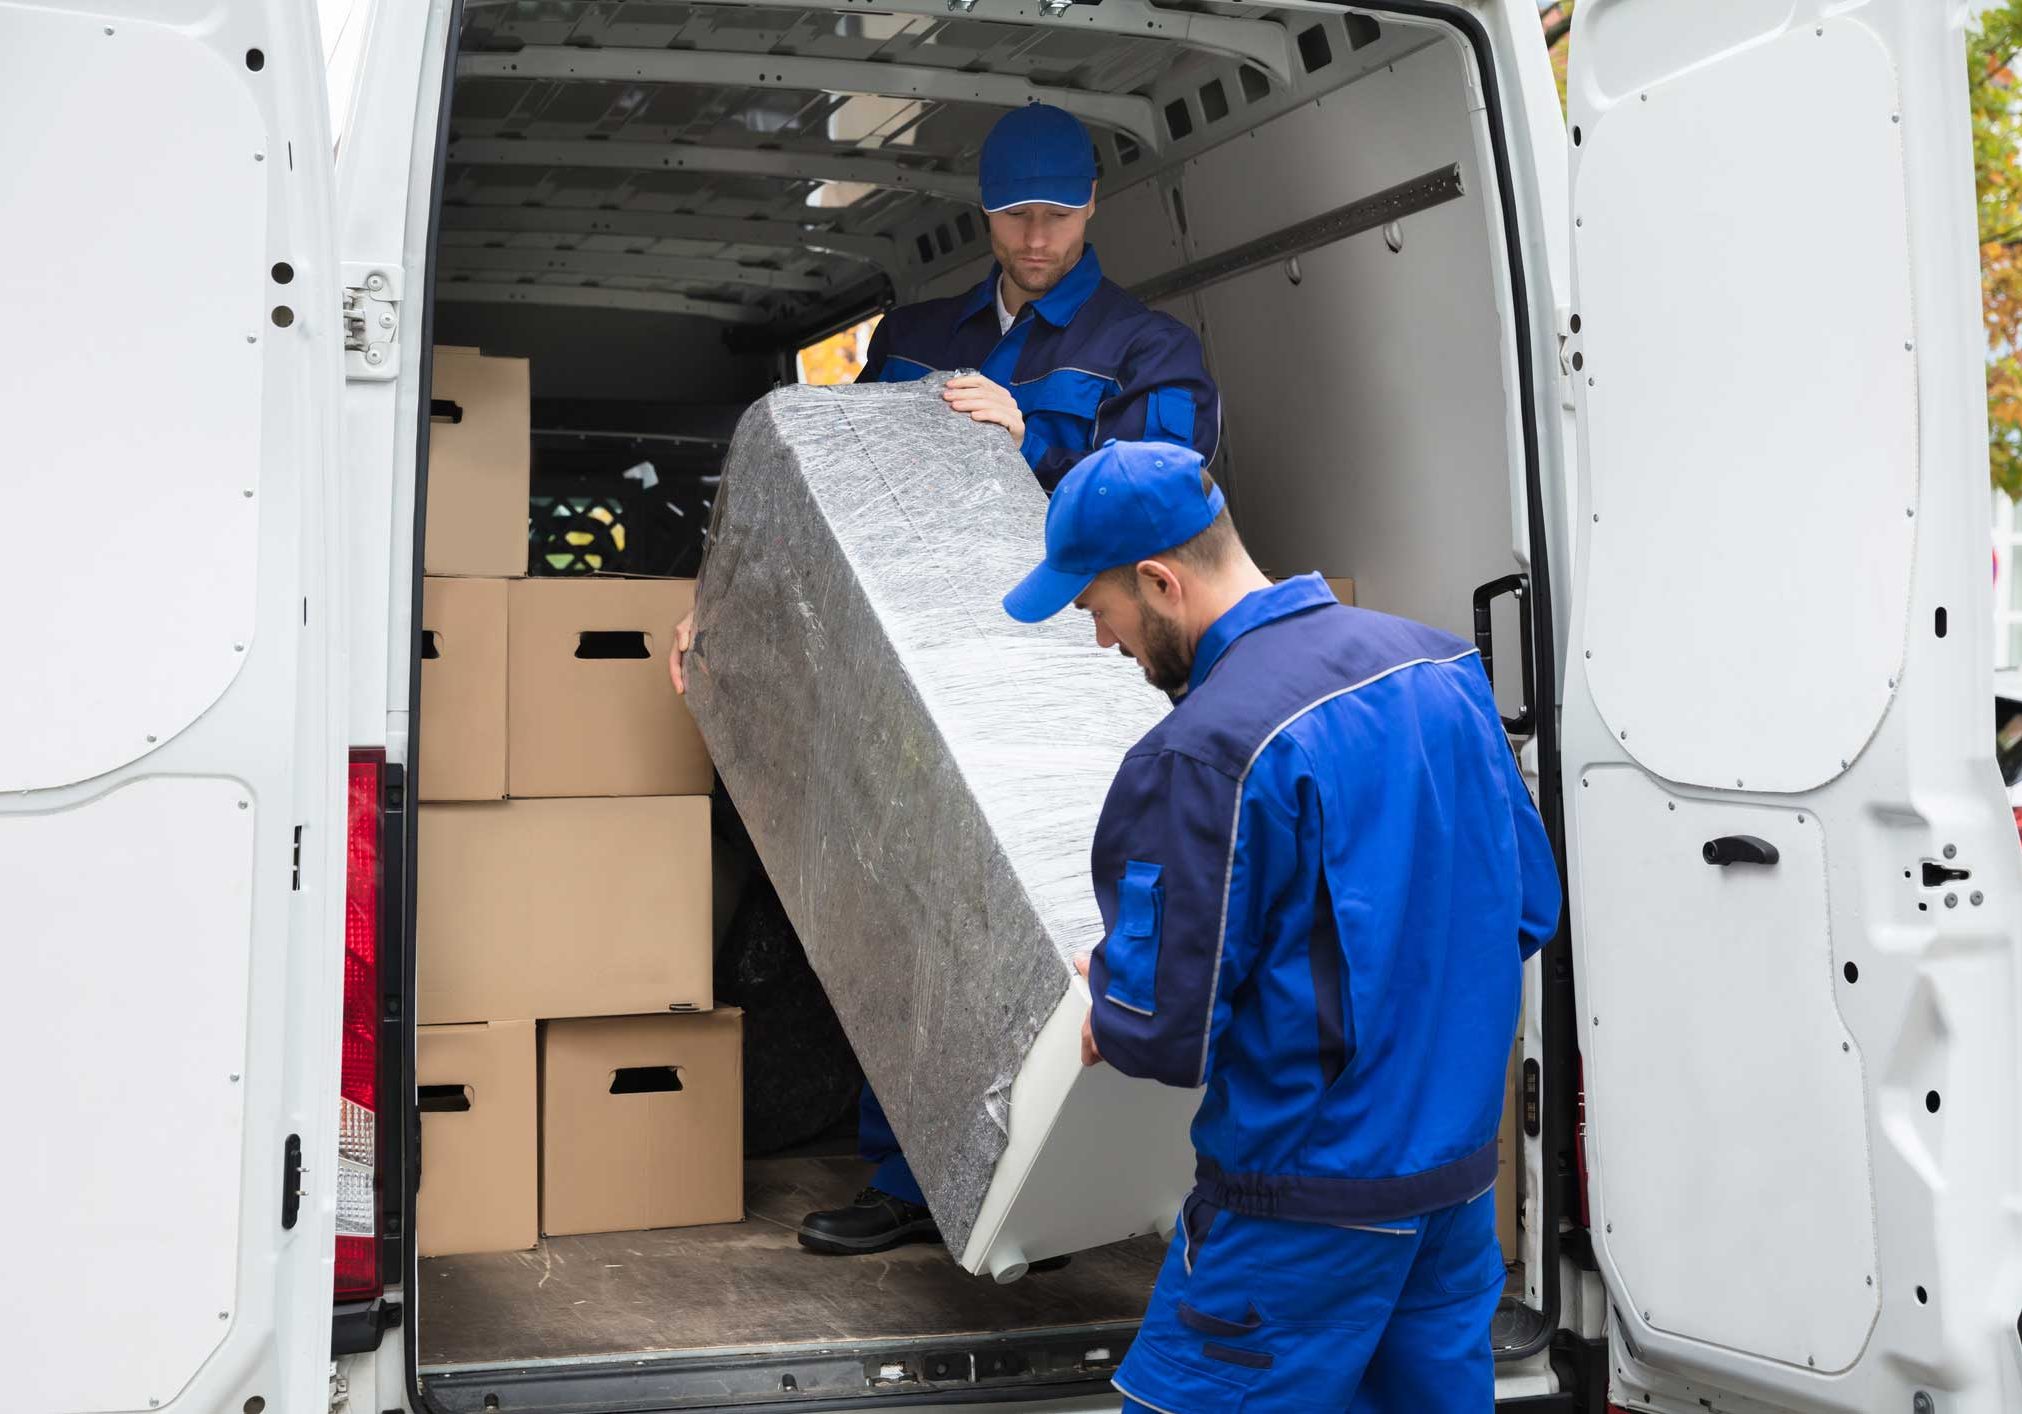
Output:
[1100, 469, 1240, 590]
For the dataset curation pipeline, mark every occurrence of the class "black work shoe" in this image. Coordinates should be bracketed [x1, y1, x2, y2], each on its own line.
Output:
[799, 1187, 942, 1255]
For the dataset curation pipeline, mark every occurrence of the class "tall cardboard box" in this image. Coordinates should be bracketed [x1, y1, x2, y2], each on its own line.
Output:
[416, 1020, 537, 1256]
[1499, 1041, 1522, 1256]
[541, 1011, 744, 1236]
[427, 348, 530, 577]
[1271, 572, 1356, 605]
[419, 578, 509, 801]
[507, 577, 713, 798]
[416, 797, 713, 1023]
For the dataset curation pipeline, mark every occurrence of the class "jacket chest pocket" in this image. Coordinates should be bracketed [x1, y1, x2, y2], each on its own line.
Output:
[1013, 368, 1113, 422]
[1101, 861, 1164, 1016]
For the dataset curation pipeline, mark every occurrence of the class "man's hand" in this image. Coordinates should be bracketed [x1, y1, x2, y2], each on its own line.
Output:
[1074, 951, 1104, 1068]
[943, 374, 1025, 448]
[668, 611, 696, 694]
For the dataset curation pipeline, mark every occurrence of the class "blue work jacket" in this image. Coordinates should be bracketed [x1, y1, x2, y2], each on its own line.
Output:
[858, 245, 1220, 490]
[1087, 576, 1562, 1226]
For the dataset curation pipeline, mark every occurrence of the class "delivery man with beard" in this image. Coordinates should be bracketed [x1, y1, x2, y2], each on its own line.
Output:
[1000, 440, 1562, 1410]
[671, 105, 1220, 1257]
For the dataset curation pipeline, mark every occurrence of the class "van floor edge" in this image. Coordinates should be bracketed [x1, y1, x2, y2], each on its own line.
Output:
[417, 1156, 1165, 1367]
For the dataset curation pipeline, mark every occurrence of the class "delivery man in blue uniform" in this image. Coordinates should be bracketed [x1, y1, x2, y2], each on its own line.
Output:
[1001, 441, 1562, 1409]
[672, 105, 1220, 1257]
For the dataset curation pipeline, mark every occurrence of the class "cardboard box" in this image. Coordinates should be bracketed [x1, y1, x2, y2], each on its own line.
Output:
[541, 1011, 744, 1236]
[419, 578, 509, 801]
[1498, 1040, 1522, 1256]
[426, 348, 529, 577]
[416, 1020, 537, 1256]
[507, 577, 713, 798]
[1268, 573, 1356, 605]
[416, 797, 713, 1024]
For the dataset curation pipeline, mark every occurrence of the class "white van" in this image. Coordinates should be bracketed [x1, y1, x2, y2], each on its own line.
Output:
[7, 0, 2019, 1410]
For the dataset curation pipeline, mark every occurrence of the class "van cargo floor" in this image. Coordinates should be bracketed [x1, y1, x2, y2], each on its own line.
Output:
[417, 1155, 1166, 1367]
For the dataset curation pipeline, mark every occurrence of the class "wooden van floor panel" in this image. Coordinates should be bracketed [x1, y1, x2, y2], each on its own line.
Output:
[416, 1155, 1165, 1367]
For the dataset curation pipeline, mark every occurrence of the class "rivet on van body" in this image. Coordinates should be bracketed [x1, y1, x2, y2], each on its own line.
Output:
[146, 734, 157, 744]
[1843, 1042, 1849, 1052]
[243, 489, 254, 499]
[1667, 802, 1675, 811]
[1971, 891, 1984, 906]
[1944, 844, 1958, 859]
[1945, 893, 1958, 908]
[238, 801, 249, 810]
[234, 643, 246, 652]
[230, 1073, 240, 1082]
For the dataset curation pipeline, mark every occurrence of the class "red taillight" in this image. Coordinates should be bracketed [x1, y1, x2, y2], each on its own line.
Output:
[337, 750, 385, 1302]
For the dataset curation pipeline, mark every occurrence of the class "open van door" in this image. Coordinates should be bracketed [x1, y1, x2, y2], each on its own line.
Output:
[0, 5, 346, 1413]
[1562, 3, 2022, 1410]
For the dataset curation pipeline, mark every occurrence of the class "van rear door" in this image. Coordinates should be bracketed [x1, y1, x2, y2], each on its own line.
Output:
[1562, 4, 2022, 1410]
[0, 5, 346, 1413]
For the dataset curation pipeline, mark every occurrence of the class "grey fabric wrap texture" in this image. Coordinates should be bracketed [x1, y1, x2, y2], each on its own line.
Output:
[686, 376, 1169, 1253]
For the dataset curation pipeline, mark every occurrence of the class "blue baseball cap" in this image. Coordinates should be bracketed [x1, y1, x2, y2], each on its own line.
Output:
[1003, 441, 1224, 624]
[979, 104, 1097, 213]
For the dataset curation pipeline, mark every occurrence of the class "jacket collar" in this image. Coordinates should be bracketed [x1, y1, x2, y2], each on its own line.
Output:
[1187, 574, 1340, 695]
[959, 244, 1104, 329]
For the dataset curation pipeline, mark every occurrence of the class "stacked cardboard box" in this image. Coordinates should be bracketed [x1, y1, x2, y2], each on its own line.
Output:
[413, 346, 741, 1256]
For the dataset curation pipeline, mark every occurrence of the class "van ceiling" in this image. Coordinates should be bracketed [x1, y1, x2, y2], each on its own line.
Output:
[441, 0, 1432, 338]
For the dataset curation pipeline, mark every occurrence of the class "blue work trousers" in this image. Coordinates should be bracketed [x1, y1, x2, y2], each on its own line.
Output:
[857, 1086, 925, 1206]
[1115, 1186, 1503, 1412]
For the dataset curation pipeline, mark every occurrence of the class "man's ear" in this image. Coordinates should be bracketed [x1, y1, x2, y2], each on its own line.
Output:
[1136, 558, 1180, 604]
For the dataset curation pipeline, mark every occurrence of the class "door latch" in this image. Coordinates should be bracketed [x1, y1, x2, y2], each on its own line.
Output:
[342, 262, 401, 381]
[1703, 835, 1779, 867]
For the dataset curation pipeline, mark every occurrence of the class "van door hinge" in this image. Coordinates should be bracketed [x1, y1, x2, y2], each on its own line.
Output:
[342, 262, 402, 381]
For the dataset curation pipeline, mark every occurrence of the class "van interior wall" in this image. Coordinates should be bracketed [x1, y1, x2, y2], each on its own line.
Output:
[925, 35, 1524, 714]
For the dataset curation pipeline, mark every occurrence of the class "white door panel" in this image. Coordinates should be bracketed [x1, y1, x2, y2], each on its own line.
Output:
[1566, 3, 2022, 1411]
[0, 11, 265, 793]
[1576, 18, 1916, 795]
[0, 4, 345, 1413]
[2, 779, 258, 1412]
[1577, 768, 1875, 1373]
